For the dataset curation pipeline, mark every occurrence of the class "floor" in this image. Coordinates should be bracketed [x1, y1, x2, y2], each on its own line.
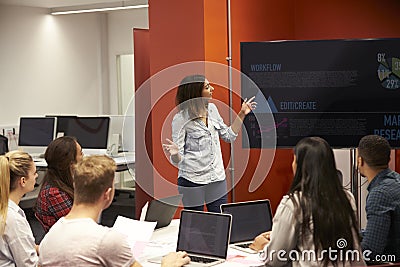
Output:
[24, 190, 136, 244]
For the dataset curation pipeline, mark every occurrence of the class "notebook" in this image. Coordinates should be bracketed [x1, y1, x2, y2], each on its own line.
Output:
[144, 194, 183, 229]
[220, 199, 273, 254]
[148, 210, 232, 266]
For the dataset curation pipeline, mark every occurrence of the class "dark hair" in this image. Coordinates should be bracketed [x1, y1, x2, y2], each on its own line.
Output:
[73, 155, 116, 204]
[358, 135, 390, 169]
[41, 136, 79, 198]
[289, 137, 359, 267]
[175, 74, 207, 119]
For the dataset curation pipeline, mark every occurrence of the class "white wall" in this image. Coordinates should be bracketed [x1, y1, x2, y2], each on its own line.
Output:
[108, 9, 148, 114]
[0, 4, 148, 126]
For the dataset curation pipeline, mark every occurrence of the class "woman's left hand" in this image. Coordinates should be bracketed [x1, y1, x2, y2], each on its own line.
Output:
[240, 96, 257, 116]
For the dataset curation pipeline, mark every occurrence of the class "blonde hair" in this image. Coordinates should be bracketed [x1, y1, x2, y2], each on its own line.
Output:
[0, 151, 33, 235]
[73, 155, 116, 204]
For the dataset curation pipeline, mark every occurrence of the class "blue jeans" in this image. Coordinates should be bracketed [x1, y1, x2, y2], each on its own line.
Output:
[177, 177, 227, 213]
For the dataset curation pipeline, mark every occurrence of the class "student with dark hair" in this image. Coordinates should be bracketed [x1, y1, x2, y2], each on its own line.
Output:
[163, 74, 256, 212]
[357, 135, 400, 263]
[0, 151, 39, 266]
[250, 137, 365, 266]
[35, 136, 83, 232]
[39, 155, 190, 267]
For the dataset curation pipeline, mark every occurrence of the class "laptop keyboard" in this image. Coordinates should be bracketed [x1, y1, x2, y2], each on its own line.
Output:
[237, 242, 252, 248]
[190, 256, 219, 263]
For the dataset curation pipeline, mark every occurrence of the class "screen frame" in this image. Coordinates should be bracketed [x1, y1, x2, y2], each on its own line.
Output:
[62, 116, 110, 149]
[18, 117, 57, 155]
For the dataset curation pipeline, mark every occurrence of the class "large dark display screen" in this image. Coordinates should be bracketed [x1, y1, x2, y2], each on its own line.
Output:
[241, 38, 400, 148]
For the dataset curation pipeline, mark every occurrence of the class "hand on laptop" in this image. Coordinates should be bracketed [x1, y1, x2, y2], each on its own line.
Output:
[161, 251, 190, 267]
[249, 231, 271, 251]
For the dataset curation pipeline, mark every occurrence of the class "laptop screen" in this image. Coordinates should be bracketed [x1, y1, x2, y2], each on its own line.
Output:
[177, 210, 231, 259]
[145, 194, 182, 229]
[221, 200, 273, 243]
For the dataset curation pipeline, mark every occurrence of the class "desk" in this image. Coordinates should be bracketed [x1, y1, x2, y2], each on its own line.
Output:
[33, 152, 135, 170]
[139, 220, 264, 267]
[112, 153, 136, 192]
[20, 153, 135, 209]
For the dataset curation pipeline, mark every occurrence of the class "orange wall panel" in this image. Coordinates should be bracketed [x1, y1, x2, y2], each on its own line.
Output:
[136, 0, 400, 217]
[148, 0, 206, 75]
[147, 0, 208, 203]
[133, 29, 153, 218]
[229, 0, 296, 211]
[294, 0, 400, 40]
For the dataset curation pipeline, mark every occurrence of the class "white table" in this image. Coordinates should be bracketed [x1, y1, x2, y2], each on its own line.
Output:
[138, 220, 264, 267]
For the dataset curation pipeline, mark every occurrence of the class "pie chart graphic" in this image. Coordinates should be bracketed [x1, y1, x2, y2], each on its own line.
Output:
[377, 56, 400, 90]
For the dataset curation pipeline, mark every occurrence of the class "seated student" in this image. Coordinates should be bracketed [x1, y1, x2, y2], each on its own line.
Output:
[35, 136, 83, 232]
[39, 155, 190, 267]
[357, 135, 400, 263]
[0, 151, 39, 266]
[250, 137, 365, 266]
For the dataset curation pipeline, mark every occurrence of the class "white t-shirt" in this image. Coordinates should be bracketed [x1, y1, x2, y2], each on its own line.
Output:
[39, 217, 135, 267]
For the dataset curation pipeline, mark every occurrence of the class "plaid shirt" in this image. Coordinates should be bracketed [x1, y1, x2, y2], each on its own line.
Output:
[361, 168, 400, 263]
[35, 183, 73, 232]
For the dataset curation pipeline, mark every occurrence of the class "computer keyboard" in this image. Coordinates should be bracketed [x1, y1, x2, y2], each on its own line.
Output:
[237, 242, 252, 248]
[31, 153, 45, 159]
[190, 256, 218, 263]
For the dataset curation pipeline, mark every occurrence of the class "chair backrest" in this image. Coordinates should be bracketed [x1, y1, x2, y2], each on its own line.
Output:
[0, 134, 8, 155]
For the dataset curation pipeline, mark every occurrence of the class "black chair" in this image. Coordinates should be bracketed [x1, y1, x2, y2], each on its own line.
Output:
[0, 134, 9, 155]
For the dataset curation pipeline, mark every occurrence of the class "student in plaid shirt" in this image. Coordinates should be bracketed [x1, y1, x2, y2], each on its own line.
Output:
[357, 135, 400, 264]
[35, 136, 83, 232]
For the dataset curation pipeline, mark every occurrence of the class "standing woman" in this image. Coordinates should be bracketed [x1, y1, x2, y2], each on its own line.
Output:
[35, 136, 83, 232]
[0, 151, 39, 266]
[250, 137, 365, 266]
[163, 74, 256, 212]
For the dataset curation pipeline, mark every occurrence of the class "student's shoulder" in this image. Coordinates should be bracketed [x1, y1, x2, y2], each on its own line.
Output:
[343, 188, 355, 201]
[97, 225, 125, 239]
[44, 186, 70, 199]
[38, 184, 58, 198]
[100, 227, 132, 250]
[278, 194, 298, 211]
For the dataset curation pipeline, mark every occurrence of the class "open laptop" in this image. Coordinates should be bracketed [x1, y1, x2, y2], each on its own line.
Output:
[144, 194, 183, 229]
[220, 199, 273, 254]
[148, 210, 232, 266]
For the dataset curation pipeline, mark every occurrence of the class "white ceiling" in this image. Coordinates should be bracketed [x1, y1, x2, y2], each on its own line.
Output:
[0, 0, 145, 8]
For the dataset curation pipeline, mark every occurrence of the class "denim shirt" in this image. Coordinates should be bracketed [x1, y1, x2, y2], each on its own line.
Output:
[171, 103, 237, 184]
[361, 168, 400, 262]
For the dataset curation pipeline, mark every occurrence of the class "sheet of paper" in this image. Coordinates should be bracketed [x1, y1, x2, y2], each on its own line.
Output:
[113, 215, 157, 246]
[227, 254, 264, 266]
[131, 241, 147, 259]
[139, 201, 149, 221]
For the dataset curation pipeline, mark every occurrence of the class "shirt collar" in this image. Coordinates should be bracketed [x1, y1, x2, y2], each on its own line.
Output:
[367, 168, 393, 192]
[8, 199, 26, 218]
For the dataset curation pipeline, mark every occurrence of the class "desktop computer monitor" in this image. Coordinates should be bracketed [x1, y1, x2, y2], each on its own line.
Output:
[63, 116, 110, 154]
[108, 115, 135, 153]
[46, 115, 77, 138]
[18, 117, 56, 156]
